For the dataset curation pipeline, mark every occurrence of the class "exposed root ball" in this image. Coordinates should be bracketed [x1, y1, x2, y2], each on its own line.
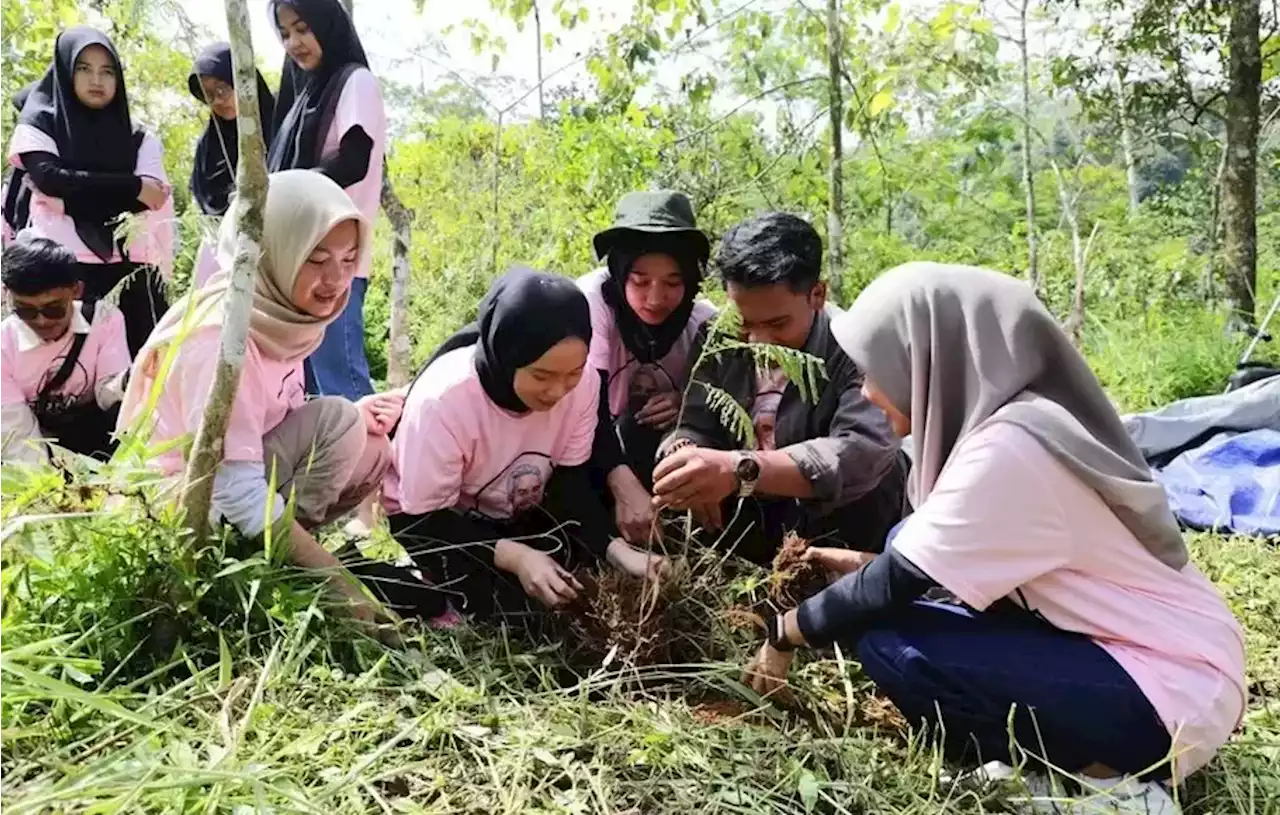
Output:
[767, 533, 828, 609]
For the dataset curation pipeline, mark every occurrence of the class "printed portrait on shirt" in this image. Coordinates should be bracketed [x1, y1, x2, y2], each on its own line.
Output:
[751, 367, 789, 452]
[624, 362, 676, 416]
[474, 452, 554, 519]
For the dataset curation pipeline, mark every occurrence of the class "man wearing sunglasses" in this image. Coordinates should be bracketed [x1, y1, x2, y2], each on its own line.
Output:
[2, 236, 129, 463]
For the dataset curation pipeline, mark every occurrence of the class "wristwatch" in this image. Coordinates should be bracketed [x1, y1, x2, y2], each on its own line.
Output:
[767, 613, 797, 652]
[734, 452, 761, 498]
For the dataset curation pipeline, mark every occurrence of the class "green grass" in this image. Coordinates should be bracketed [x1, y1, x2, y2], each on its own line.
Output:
[2, 305, 1278, 814]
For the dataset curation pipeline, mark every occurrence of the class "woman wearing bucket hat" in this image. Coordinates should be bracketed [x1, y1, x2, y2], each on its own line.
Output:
[578, 190, 717, 543]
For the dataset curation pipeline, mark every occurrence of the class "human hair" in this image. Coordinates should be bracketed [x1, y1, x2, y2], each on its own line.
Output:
[714, 212, 823, 293]
[2, 237, 80, 296]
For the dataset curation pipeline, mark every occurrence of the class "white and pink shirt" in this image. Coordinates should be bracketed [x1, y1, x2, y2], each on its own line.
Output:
[1, 300, 129, 407]
[322, 68, 385, 279]
[6, 124, 174, 278]
[384, 346, 600, 520]
[892, 419, 1247, 779]
[141, 325, 305, 476]
[577, 268, 716, 418]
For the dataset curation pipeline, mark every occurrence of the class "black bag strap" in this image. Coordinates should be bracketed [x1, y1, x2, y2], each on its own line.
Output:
[38, 300, 95, 400]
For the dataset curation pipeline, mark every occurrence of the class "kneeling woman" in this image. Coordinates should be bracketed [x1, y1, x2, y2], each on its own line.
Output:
[118, 170, 421, 630]
[386, 268, 666, 620]
[747, 264, 1245, 808]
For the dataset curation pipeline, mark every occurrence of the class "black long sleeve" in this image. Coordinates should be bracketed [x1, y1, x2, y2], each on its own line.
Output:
[315, 126, 373, 189]
[545, 464, 616, 559]
[590, 368, 626, 473]
[404, 508, 508, 570]
[21, 152, 142, 215]
[796, 548, 937, 647]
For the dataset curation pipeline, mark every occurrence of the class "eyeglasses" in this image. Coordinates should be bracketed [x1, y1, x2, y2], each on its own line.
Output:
[203, 84, 235, 102]
[13, 302, 69, 321]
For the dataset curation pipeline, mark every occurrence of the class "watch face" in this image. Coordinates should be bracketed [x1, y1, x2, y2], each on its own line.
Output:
[736, 455, 761, 482]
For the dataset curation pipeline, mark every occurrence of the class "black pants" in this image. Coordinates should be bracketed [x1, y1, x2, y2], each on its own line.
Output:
[616, 416, 663, 489]
[77, 261, 168, 358]
[708, 452, 907, 564]
[382, 470, 601, 623]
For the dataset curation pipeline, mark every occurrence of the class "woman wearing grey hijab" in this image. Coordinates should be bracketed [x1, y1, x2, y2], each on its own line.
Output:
[746, 263, 1245, 811]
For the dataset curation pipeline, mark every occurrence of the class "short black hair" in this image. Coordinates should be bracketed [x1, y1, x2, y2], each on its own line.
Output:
[2, 237, 80, 296]
[715, 212, 823, 292]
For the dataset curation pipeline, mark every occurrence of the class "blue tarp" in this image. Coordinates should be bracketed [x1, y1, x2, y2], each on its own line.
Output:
[1154, 428, 1280, 537]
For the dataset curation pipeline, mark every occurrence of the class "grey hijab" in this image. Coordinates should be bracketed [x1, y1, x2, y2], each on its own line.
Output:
[832, 261, 1187, 570]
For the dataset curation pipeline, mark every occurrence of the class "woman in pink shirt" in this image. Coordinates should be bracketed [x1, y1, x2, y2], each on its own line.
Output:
[746, 264, 1245, 813]
[386, 268, 667, 620]
[118, 171, 412, 639]
[579, 190, 717, 543]
[8, 27, 174, 358]
[267, 0, 386, 401]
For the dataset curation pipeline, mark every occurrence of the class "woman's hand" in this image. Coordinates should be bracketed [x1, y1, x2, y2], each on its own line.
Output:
[608, 466, 655, 544]
[137, 176, 170, 210]
[357, 391, 406, 436]
[803, 547, 876, 580]
[744, 641, 794, 700]
[606, 538, 669, 582]
[635, 392, 680, 430]
[494, 539, 582, 608]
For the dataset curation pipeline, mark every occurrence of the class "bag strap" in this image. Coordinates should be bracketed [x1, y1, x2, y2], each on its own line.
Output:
[38, 301, 94, 399]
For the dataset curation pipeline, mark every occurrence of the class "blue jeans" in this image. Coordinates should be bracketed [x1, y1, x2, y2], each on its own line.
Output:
[855, 601, 1174, 780]
[305, 276, 374, 400]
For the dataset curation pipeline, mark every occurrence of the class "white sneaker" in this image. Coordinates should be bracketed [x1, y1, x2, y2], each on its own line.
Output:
[1007, 772, 1180, 815]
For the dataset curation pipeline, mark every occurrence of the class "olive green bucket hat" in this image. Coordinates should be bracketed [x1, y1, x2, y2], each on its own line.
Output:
[592, 190, 711, 263]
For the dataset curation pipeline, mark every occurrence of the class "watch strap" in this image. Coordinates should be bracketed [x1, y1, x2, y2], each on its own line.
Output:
[767, 614, 797, 652]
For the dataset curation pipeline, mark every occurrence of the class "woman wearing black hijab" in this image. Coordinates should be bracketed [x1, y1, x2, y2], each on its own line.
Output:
[267, 0, 386, 401]
[7, 26, 173, 357]
[382, 268, 667, 622]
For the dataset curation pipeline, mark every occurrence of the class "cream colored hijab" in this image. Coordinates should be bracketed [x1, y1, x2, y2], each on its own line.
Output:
[833, 262, 1187, 570]
[118, 169, 369, 427]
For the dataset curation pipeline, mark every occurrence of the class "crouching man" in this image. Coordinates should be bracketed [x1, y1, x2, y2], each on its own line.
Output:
[653, 213, 905, 563]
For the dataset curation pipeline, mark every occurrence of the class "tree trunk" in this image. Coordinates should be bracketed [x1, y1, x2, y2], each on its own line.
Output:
[533, 0, 546, 121]
[382, 166, 415, 387]
[825, 0, 845, 303]
[1203, 138, 1228, 300]
[1222, 0, 1261, 326]
[181, 0, 270, 542]
[1115, 68, 1140, 217]
[1018, 0, 1039, 293]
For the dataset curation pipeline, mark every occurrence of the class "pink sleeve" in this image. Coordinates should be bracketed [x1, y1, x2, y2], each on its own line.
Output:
[555, 368, 600, 467]
[129, 133, 174, 278]
[333, 69, 386, 152]
[583, 283, 614, 374]
[7, 124, 58, 165]
[1, 329, 24, 406]
[890, 422, 1074, 610]
[92, 308, 131, 382]
[390, 389, 468, 515]
[175, 338, 268, 463]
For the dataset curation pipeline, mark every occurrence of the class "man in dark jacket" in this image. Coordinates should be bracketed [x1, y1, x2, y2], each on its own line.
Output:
[652, 213, 905, 563]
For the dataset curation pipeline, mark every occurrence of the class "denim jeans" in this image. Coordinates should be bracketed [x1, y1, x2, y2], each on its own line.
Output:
[854, 600, 1174, 780]
[304, 276, 374, 400]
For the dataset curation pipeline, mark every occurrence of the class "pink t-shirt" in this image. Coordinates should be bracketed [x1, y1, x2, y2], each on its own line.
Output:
[1, 301, 129, 406]
[752, 367, 788, 451]
[893, 420, 1246, 780]
[144, 326, 305, 475]
[6, 124, 175, 277]
[383, 346, 599, 519]
[577, 268, 717, 418]
[320, 68, 385, 279]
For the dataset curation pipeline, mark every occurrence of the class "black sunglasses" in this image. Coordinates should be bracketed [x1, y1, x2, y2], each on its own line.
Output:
[13, 302, 69, 321]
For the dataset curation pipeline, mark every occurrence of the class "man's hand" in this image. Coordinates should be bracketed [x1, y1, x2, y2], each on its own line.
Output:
[357, 391, 405, 436]
[494, 539, 583, 608]
[608, 466, 655, 544]
[804, 547, 876, 580]
[744, 641, 794, 700]
[651, 446, 738, 510]
[635, 392, 680, 430]
[606, 538, 669, 582]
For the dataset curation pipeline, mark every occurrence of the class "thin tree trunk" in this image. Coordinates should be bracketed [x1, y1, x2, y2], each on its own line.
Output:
[181, 0, 270, 542]
[1018, 0, 1039, 293]
[533, 0, 546, 121]
[382, 167, 415, 387]
[1115, 67, 1140, 217]
[1222, 0, 1261, 326]
[1204, 138, 1228, 300]
[825, 0, 845, 303]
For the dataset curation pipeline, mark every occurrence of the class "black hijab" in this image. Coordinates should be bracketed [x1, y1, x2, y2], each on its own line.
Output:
[19, 26, 139, 260]
[266, 0, 369, 172]
[601, 231, 706, 364]
[3, 82, 37, 234]
[428, 267, 594, 414]
[188, 42, 276, 216]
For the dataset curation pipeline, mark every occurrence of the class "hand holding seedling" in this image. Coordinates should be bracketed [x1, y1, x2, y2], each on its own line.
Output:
[609, 465, 656, 543]
[495, 539, 583, 608]
[651, 446, 737, 509]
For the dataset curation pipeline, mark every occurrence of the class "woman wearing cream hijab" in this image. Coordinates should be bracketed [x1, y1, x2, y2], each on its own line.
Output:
[745, 263, 1245, 813]
[120, 170, 434, 633]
